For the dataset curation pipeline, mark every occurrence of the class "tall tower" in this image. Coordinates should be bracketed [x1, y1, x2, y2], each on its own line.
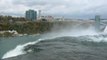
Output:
[95, 15, 100, 32]
[38, 10, 41, 19]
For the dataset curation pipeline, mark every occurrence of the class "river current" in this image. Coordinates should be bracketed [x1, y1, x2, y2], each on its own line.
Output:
[1, 32, 107, 60]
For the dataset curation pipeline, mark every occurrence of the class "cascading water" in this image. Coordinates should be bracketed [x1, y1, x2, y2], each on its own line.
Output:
[1, 21, 107, 60]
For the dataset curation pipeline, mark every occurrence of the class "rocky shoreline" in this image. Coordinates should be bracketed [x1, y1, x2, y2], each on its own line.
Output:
[0, 30, 40, 37]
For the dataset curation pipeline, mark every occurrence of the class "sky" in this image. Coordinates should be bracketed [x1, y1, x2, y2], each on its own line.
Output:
[0, 0, 107, 19]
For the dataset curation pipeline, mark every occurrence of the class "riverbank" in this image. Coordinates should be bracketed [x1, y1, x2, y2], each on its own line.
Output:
[0, 30, 40, 37]
[0, 20, 94, 37]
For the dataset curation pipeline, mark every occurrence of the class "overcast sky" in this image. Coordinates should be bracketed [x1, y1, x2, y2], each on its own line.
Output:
[0, 0, 107, 19]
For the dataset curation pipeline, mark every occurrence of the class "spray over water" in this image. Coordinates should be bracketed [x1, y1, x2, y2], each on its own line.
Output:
[2, 20, 107, 59]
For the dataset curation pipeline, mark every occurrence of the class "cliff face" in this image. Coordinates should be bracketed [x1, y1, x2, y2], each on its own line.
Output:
[0, 20, 95, 36]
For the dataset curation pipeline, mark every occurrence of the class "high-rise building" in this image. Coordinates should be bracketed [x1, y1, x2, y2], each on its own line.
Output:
[38, 10, 41, 19]
[25, 9, 37, 21]
[95, 15, 100, 32]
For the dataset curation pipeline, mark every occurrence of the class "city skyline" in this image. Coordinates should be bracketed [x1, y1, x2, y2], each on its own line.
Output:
[0, 0, 107, 19]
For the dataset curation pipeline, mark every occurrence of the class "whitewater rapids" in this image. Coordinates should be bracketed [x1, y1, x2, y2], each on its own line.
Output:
[2, 32, 107, 60]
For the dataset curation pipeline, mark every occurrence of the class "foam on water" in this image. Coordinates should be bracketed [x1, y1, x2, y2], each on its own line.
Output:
[2, 39, 43, 59]
[88, 34, 107, 42]
[2, 20, 107, 59]
[2, 27, 107, 59]
[104, 26, 107, 33]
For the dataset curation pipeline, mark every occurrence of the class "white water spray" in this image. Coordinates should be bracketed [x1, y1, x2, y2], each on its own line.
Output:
[2, 39, 43, 59]
[2, 20, 107, 59]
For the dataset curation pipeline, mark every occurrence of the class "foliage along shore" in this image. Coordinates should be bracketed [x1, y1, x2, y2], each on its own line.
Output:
[0, 20, 83, 37]
[0, 21, 54, 37]
[0, 15, 92, 37]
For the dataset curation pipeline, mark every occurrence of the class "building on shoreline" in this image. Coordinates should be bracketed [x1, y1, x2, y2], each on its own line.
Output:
[38, 10, 41, 19]
[25, 9, 37, 21]
[95, 15, 100, 32]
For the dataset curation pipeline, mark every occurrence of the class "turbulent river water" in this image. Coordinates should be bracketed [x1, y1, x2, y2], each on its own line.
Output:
[1, 21, 107, 60]
[1, 32, 107, 60]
